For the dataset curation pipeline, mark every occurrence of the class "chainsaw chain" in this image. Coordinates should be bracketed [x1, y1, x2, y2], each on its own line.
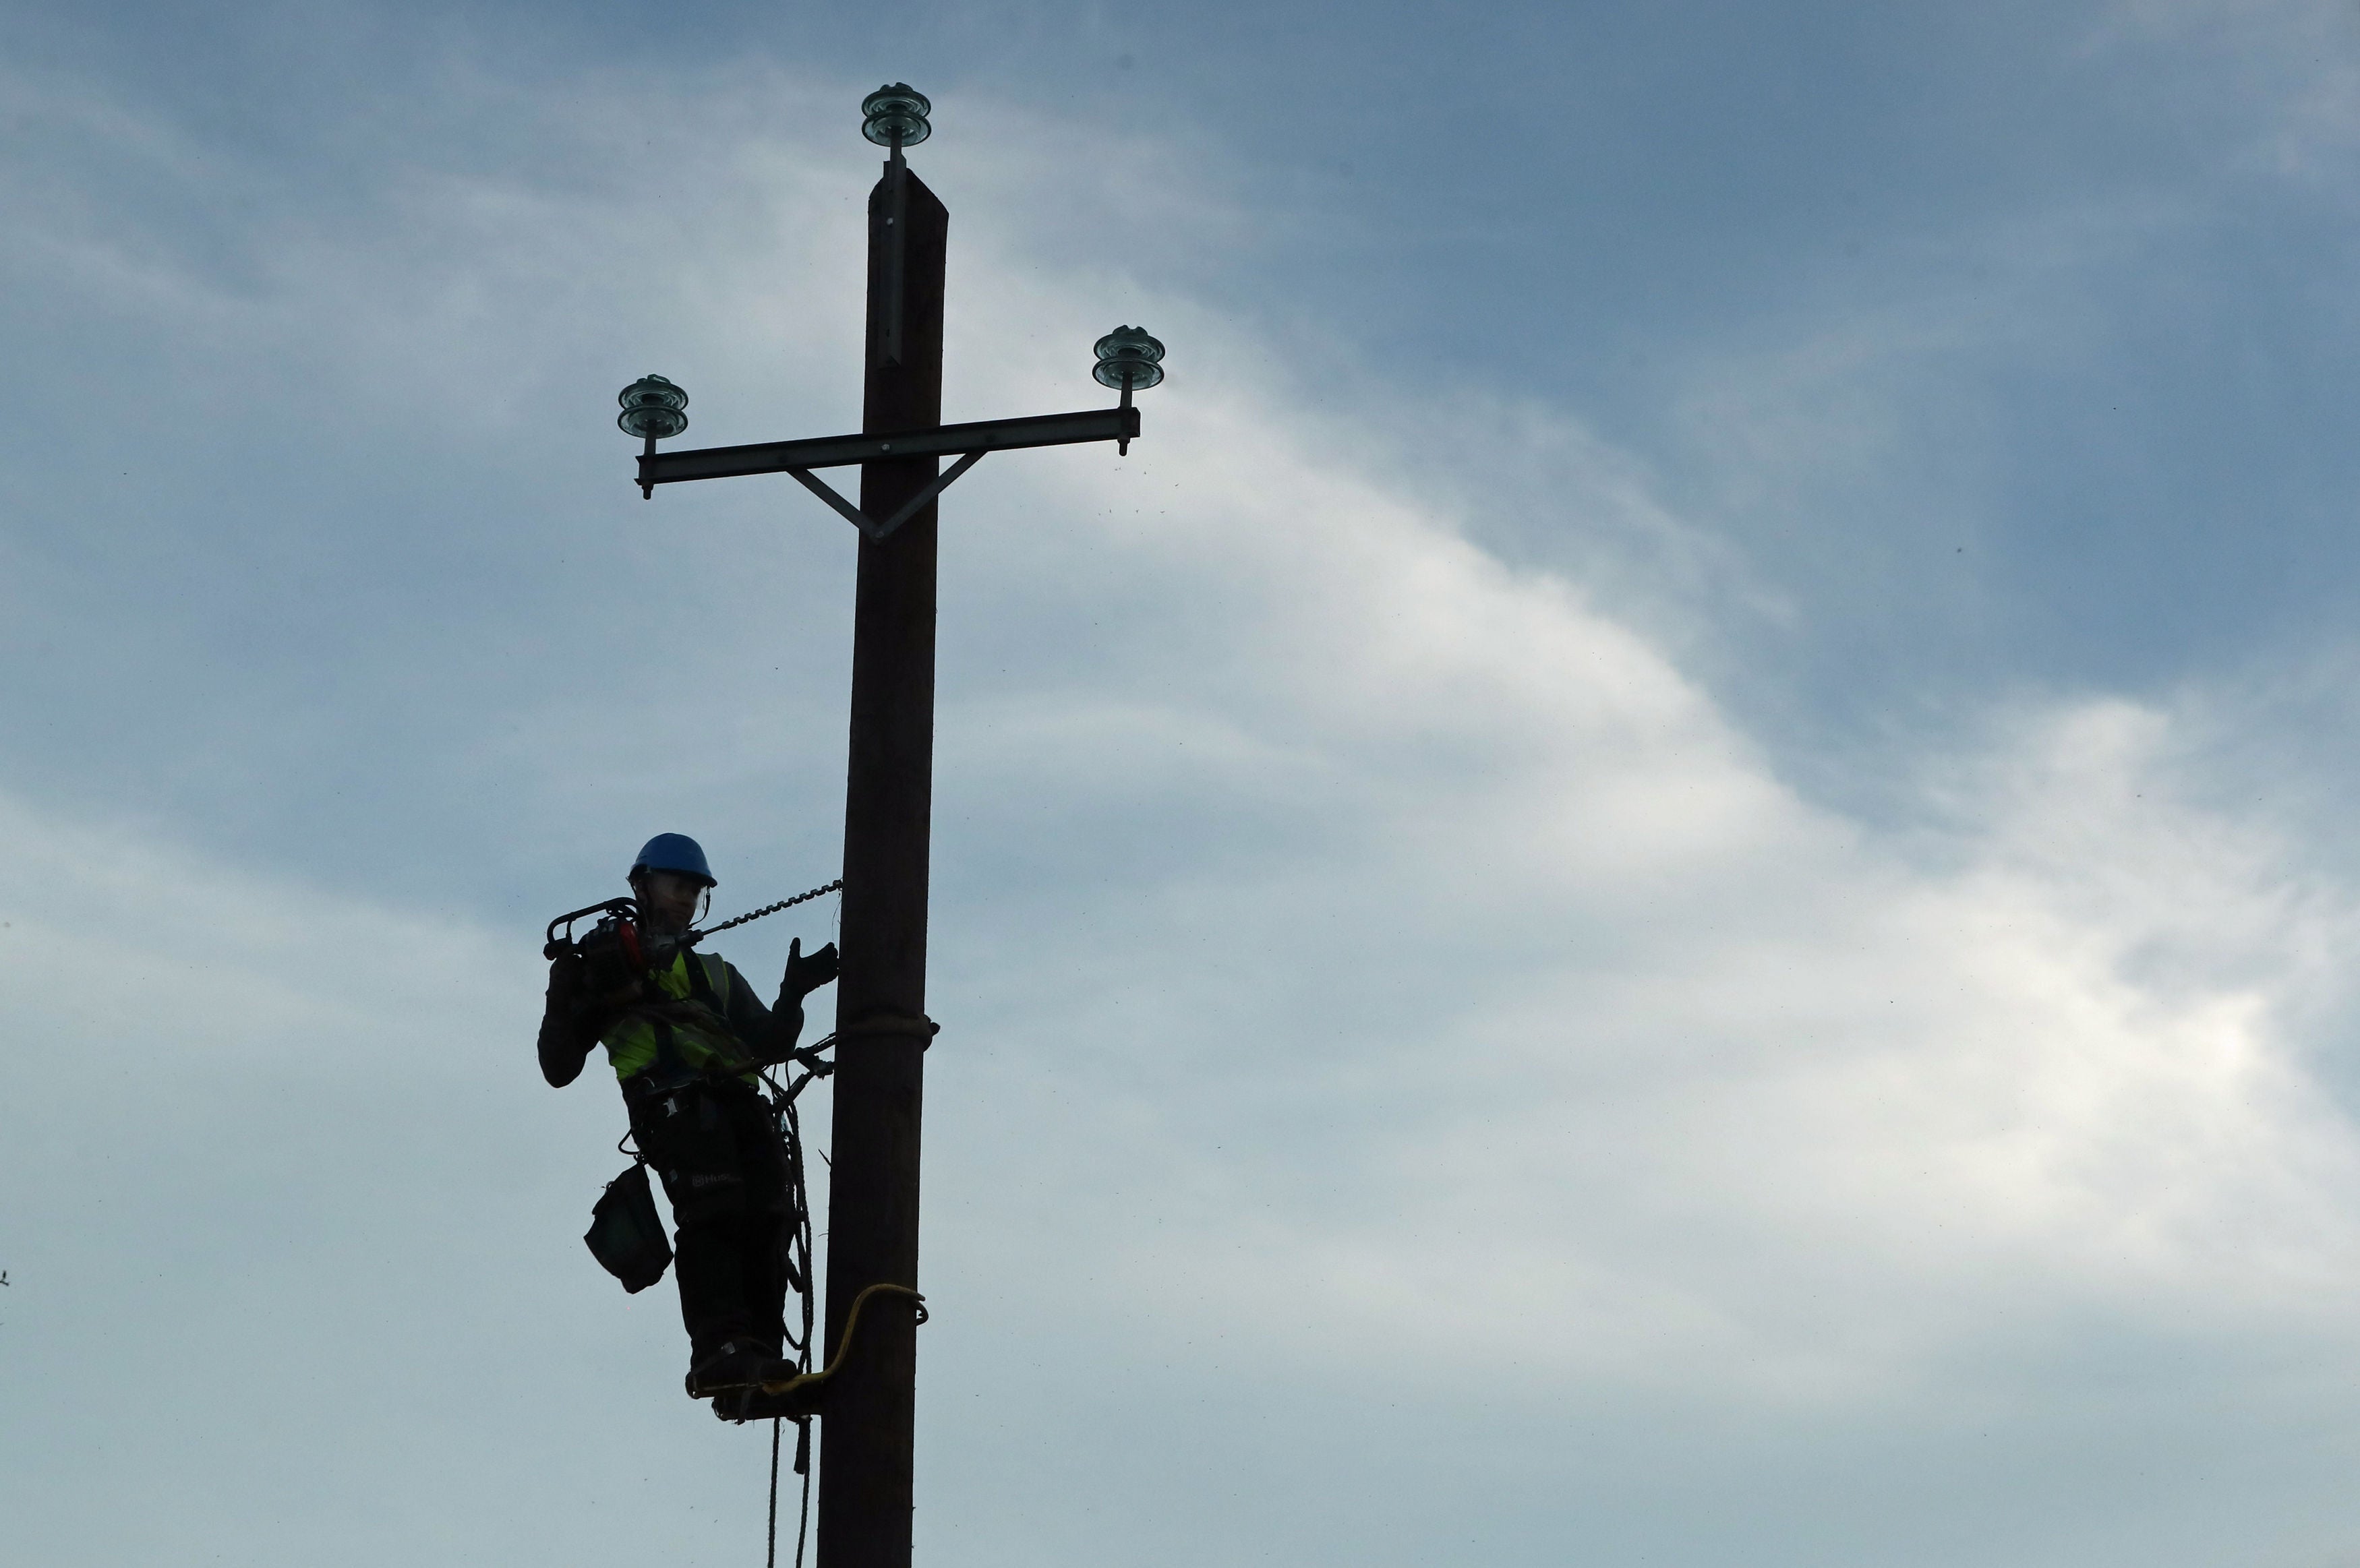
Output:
[693, 879, 844, 940]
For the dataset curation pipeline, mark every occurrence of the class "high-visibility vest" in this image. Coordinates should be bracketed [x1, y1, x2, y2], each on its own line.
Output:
[601, 946, 757, 1084]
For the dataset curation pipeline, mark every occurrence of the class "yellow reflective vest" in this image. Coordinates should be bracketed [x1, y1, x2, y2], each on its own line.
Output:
[600, 946, 759, 1085]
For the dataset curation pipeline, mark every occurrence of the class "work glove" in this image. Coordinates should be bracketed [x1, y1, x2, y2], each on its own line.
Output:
[546, 950, 585, 1006]
[537, 952, 603, 1087]
[549, 947, 630, 1027]
[782, 938, 839, 1001]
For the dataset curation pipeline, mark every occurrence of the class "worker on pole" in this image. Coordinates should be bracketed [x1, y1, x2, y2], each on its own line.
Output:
[587, 86, 1161, 1561]
[537, 833, 838, 1420]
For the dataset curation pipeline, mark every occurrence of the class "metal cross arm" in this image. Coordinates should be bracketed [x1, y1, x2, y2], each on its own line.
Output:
[641, 406, 1141, 486]
[631, 406, 1144, 541]
[617, 326, 1167, 537]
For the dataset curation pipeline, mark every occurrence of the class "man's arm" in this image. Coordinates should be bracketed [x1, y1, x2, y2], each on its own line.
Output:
[537, 955, 611, 1087]
[724, 938, 839, 1067]
[722, 968, 795, 1066]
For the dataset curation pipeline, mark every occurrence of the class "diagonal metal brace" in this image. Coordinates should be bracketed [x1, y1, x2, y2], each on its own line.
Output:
[786, 450, 987, 541]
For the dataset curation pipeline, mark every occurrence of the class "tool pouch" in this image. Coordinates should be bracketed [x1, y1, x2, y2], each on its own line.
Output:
[585, 1162, 672, 1294]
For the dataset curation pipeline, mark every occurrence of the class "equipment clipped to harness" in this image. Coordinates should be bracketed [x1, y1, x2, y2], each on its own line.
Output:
[585, 1160, 672, 1293]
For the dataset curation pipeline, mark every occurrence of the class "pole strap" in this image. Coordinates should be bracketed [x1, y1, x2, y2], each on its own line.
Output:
[836, 1011, 940, 1046]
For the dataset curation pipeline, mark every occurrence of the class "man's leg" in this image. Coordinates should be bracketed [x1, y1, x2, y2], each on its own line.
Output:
[636, 1087, 776, 1391]
[705, 1091, 805, 1424]
[726, 1089, 795, 1360]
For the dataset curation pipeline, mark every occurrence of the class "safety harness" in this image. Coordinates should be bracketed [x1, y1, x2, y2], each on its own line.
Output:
[600, 939, 760, 1086]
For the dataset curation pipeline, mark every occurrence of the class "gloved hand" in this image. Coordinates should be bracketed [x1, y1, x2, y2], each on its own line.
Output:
[538, 951, 603, 1088]
[782, 938, 839, 1001]
[549, 946, 632, 1026]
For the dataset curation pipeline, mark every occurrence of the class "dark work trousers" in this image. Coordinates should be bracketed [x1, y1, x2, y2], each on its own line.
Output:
[624, 1078, 790, 1360]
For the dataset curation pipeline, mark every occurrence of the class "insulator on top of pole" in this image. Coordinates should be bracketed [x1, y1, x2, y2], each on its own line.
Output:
[861, 85, 931, 148]
[863, 86, 930, 367]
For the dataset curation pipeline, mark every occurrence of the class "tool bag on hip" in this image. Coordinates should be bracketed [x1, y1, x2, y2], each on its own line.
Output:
[585, 1161, 672, 1293]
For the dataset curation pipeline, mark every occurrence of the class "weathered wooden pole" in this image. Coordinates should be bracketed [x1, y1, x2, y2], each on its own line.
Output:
[618, 93, 1158, 1559]
[815, 144, 947, 1568]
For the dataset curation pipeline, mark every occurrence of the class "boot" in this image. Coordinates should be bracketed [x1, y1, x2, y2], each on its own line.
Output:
[684, 1337, 792, 1399]
[713, 1379, 825, 1423]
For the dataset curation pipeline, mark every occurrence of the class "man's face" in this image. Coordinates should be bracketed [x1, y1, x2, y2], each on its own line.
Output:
[636, 870, 707, 934]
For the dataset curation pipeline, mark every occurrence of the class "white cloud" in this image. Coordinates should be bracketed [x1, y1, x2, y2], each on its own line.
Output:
[890, 258, 2360, 1415]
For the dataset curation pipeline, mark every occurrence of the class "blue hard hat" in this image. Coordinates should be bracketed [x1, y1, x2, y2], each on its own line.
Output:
[630, 833, 715, 887]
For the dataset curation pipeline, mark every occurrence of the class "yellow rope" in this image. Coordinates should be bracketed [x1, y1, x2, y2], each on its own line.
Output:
[754, 1281, 928, 1397]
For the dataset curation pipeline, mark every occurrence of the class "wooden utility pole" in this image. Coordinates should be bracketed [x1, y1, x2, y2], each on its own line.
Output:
[618, 84, 1163, 1568]
[817, 149, 947, 1568]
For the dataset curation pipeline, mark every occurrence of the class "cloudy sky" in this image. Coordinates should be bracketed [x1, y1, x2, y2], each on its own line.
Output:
[9, 1, 2360, 1563]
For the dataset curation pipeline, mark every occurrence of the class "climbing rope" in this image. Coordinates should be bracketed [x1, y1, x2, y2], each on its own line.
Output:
[760, 1054, 824, 1568]
[708, 1042, 826, 1567]
[738, 1021, 926, 1568]
[763, 1412, 815, 1568]
[767, 1420, 782, 1568]
[752, 1281, 928, 1568]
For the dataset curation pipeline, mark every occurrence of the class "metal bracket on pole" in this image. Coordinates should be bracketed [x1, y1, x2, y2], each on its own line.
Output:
[786, 450, 986, 541]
